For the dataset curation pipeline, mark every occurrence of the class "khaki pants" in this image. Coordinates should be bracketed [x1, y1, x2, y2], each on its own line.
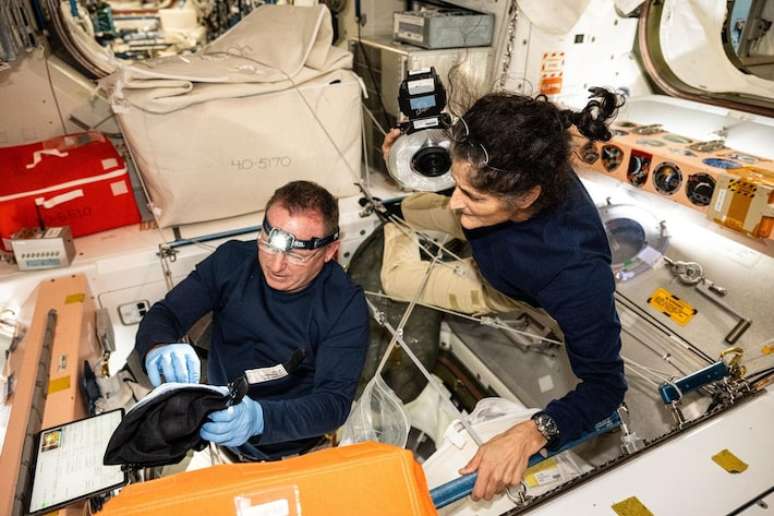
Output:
[381, 193, 524, 315]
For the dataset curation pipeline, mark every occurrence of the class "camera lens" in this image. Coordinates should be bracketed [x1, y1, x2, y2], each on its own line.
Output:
[411, 146, 452, 178]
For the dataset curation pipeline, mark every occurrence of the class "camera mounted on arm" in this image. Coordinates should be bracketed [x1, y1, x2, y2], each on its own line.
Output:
[397, 67, 451, 134]
[386, 66, 455, 192]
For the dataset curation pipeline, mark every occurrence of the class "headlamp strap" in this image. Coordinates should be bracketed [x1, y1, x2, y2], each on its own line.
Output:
[262, 217, 339, 251]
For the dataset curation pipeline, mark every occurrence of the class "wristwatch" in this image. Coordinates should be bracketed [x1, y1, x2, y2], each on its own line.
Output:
[531, 412, 560, 446]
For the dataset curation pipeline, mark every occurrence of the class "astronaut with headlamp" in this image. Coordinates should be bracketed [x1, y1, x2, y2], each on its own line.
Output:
[134, 180, 369, 462]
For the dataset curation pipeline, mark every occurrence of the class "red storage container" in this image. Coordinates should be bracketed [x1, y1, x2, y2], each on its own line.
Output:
[0, 132, 141, 251]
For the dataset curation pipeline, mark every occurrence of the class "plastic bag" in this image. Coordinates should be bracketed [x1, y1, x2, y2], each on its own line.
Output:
[466, 397, 533, 425]
[339, 375, 410, 448]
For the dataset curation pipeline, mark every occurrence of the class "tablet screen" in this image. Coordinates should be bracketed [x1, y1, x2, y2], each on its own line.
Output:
[28, 409, 126, 514]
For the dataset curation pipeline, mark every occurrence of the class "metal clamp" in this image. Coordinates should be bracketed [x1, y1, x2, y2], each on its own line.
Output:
[720, 346, 747, 379]
[617, 404, 644, 454]
[662, 256, 704, 285]
[662, 256, 751, 344]
[157, 244, 178, 262]
[505, 482, 529, 506]
[659, 348, 745, 427]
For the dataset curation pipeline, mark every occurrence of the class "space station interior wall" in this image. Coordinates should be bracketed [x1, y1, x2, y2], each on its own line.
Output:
[504, 0, 773, 110]
[503, 0, 651, 109]
[0, 50, 119, 148]
[660, 0, 774, 98]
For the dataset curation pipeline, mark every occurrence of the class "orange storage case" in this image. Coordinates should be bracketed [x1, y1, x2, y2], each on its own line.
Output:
[102, 442, 437, 516]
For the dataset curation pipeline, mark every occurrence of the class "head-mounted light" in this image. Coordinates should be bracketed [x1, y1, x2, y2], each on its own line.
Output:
[261, 217, 339, 252]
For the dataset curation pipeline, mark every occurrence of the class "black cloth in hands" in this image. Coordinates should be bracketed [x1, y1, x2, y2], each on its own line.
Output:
[103, 384, 241, 468]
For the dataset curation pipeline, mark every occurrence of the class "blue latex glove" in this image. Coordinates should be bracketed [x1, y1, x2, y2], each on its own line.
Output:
[144, 343, 200, 387]
[199, 397, 264, 447]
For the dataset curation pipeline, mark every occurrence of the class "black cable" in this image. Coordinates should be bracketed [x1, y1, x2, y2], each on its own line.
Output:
[43, 48, 68, 135]
[90, 111, 115, 130]
[746, 365, 774, 378]
[745, 366, 774, 383]
[355, 18, 392, 131]
[29, 0, 47, 31]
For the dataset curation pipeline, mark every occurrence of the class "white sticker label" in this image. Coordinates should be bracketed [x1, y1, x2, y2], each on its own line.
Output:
[407, 67, 431, 76]
[245, 364, 288, 385]
[636, 246, 662, 267]
[413, 118, 439, 130]
[102, 158, 119, 170]
[110, 180, 129, 196]
[714, 188, 727, 213]
[534, 469, 563, 486]
[538, 375, 555, 393]
[237, 499, 289, 516]
[408, 78, 435, 95]
[44, 227, 62, 238]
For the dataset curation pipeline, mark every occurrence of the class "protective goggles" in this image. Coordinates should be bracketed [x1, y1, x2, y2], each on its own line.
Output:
[258, 217, 339, 264]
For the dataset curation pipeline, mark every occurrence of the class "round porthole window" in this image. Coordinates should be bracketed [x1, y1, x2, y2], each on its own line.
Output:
[597, 203, 669, 282]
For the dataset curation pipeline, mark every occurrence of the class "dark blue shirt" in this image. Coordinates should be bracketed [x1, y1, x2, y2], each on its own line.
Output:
[463, 174, 627, 447]
[135, 240, 369, 459]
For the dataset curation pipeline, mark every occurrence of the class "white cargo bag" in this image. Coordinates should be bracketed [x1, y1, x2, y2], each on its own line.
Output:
[102, 5, 362, 227]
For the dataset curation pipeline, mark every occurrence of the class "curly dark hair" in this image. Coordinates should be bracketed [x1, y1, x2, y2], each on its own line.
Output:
[451, 87, 623, 212]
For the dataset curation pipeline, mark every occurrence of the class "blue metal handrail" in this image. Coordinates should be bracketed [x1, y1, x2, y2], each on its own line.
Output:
[430, 413, 622, 509]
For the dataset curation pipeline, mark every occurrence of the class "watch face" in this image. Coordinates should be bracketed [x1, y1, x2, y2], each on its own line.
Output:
[534, 413, 559, 437]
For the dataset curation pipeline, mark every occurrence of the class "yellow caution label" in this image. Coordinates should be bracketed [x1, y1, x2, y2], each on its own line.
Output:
[65, 293, 85, 304]
[612, 496, 654, 516]
[647, 288, 697, 326]
[524, 457, 560, 488]
[48, 375, 71, 394]
[712, 449, 748, 473]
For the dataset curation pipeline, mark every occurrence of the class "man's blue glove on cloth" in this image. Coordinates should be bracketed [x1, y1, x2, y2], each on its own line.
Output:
[145, 343, 201, 387]
[199, 397, 264, 447]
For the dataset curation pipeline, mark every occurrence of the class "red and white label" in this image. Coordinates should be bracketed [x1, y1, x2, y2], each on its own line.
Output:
[540, 52, 565, 96]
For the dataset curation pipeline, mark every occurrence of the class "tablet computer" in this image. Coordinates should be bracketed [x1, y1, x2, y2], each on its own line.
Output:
[27, 409, 127, 515]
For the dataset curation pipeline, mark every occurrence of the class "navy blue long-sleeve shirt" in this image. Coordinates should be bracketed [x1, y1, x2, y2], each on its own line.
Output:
[463, 173, 627, 447]
[135, 240, 369, 459]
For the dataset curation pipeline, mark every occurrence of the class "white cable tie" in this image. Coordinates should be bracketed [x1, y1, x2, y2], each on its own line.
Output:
[480, 316, 496, 327]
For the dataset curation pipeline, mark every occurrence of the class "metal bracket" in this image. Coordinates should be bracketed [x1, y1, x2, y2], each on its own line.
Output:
[670, 400, 687, 428]
[617, 404, 644, 454]
[157, 244, 178, 263]
[505, 483, 530, 507]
